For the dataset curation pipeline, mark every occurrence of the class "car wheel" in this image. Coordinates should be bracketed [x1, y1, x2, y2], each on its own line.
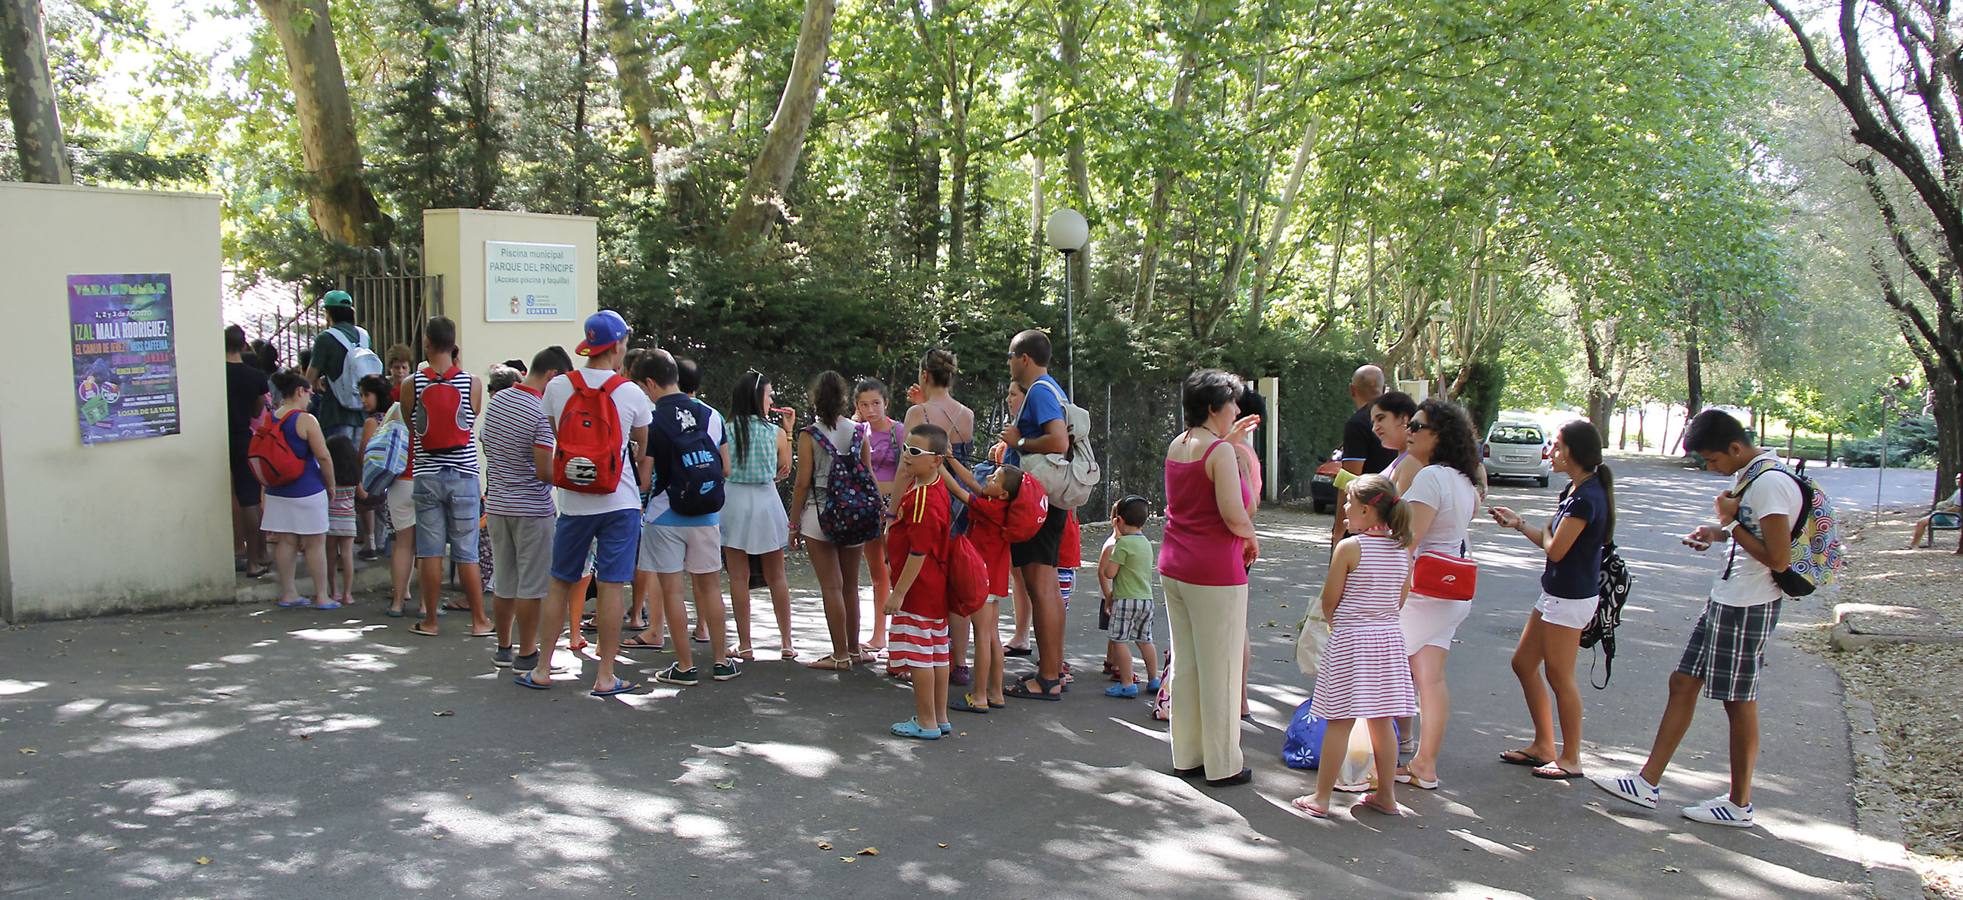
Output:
[1536, 476, 1549, 487]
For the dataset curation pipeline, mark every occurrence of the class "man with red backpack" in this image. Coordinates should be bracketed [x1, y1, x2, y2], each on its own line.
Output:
[407, 316, 491, 638]
[522, 310, 651, 697]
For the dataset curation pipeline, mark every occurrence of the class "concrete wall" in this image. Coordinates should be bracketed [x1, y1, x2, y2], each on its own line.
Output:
[422, 209, 599, 380]
[0, 183, 233, 621]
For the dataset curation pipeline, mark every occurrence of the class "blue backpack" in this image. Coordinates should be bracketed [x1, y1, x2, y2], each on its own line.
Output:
[810, 424, 881, 545]
[360, 413, 409, 497]
[654, 397, 725, 517]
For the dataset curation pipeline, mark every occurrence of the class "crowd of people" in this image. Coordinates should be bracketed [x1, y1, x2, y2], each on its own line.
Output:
[220, 294, 1811, 831]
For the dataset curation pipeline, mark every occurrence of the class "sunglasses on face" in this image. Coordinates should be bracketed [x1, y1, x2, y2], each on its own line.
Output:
[902, 445, 939, 458]
[1408, 420, 1431, 432]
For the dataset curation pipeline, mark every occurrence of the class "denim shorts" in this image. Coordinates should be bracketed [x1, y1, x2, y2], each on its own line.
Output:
[552, 508, 641, 585]
[413, 467, 482, 563]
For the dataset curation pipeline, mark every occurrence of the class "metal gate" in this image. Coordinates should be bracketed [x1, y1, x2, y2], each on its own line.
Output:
[255, 248, 440, 367]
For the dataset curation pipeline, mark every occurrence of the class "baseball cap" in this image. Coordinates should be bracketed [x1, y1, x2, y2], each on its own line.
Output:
[322, 290, 353, 309]
[575, 309, 630, 357]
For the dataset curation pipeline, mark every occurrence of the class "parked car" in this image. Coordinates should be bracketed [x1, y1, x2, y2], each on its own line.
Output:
[1484, 420, 1552, 486]
[1310, 447, 1341, 513]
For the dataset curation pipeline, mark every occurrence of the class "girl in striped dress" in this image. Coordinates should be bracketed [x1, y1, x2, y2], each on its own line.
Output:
[1293, 474, 1418, 819]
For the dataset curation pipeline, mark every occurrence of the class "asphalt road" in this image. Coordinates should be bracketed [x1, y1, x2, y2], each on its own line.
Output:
[0, 454, 1891, 898]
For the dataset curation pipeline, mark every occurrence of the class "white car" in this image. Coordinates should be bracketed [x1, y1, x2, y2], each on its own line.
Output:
[1484, 421, 1552, 487]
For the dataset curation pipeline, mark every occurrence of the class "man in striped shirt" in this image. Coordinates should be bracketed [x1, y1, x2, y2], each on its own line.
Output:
[409, 316, 490, 637]
[483, 346, 573, 671]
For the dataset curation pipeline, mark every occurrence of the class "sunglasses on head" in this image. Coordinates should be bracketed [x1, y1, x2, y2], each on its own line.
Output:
[902, 445, 939, 457]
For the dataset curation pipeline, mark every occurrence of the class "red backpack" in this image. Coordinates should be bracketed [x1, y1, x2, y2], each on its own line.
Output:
[1002, 471, 1050, 543]
[946, 534, 989, 617]
[413, 366, 473, 451]
[552, 370, 632, 494]
[247, 411, 306, 487]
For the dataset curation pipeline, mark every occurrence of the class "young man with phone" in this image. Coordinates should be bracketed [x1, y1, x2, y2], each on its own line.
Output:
[1591, 409, 1797, 829]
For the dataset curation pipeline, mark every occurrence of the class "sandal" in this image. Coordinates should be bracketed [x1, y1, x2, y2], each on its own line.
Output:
[805, 654, 852, 671]
[1290, 796, 1331, 818]
[1004, 676, 1064, 701]
[780, 647, 798, 660]
[620, 637, 665, 651]
[1499, 749, 1551, 767]
[1531, 763, 1585, 780]
[1394, 767, 1440, 790]
[729, 646, 756, 662]
[950, 693, 990, 714]
[512, 671, 552, 690]
[409, 623, 439, 637]
[590, 678, 639, 697]
[1357, 792, 1402, 816]
[275, 597, 311, 608]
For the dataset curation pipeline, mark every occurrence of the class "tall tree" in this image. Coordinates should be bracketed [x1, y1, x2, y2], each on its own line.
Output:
[723, 0, 837, 245]
[0, 0, 70, 183]
[253, 0, 385, 246]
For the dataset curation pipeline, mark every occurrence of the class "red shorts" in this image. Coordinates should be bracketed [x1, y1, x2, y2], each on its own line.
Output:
[887, 611, 950, 669]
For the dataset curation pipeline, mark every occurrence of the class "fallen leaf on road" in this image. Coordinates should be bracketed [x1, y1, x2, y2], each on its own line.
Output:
[858, 847, 879, 856]
[17, 749, 35, 755]
[937, 843, 949, 849]
[817, 841, 833, 851]
[433, 710, 455, 717]
[195, 857, 211, 865]
[715, 780, 735, 790]
[839, 857, 854, 863]
[1661, 866, 1680, 874]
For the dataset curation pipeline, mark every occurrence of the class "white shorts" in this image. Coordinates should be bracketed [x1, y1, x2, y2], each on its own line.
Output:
[1402, 595, 1473, 654]
[798, 503, 865, 548]
[387, 478, 416, 533]
[1535, 591, 1597, 630]
[639, 523, 723, 575]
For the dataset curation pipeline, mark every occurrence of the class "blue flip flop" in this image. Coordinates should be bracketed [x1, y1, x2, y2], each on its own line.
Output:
[384, 608, 405, 618]
[513, 671, 551, 690]
[591, 678, 638, 697]
[891, 717, 941, 740]
[275, 597, 311, 608]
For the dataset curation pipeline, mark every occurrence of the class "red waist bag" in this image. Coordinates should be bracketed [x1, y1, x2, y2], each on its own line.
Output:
[1412, 550, 1478, 600]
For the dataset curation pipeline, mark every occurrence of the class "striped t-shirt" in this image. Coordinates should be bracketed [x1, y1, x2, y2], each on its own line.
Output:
[411, 365, 479, 475]
[481, 384, 555, 517]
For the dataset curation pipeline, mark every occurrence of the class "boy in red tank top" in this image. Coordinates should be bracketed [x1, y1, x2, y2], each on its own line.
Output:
[885, 424, 956, 739]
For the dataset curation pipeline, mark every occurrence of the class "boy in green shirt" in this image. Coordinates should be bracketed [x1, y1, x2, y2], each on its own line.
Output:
[1099, 495, 1162, 699]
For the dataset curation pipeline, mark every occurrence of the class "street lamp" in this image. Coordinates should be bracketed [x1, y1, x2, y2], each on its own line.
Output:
[1045, 207, 1089, 397]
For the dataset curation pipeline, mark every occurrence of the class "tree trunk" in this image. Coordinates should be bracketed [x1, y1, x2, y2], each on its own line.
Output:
[1026, 88, 1047, 295]
[1637, 406, 1647, 452]
[1684, 301, 1704, 416]
[1926, 364, 1961, 506]
[722, 0, 837, 246]
[1618, 408, 1628, 449]
[1058, 0, 1092, 305]
[0, 0, 69, 184]
[571, 0, 592, 215]
[1131, 53, 1198, 320]
[255, 0, 385, 246]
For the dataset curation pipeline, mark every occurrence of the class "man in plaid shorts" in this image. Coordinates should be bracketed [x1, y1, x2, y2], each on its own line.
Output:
[1592, 410, 1800, 829]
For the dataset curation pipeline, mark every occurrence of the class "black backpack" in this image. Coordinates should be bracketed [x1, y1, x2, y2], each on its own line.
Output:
[654, 397, 725, 517]
[1581, 543, 1633, 689]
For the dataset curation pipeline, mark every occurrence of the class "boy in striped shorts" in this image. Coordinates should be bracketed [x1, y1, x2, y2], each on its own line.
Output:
[884, 424, 956, 740]
[1592, 410, 1799, 829]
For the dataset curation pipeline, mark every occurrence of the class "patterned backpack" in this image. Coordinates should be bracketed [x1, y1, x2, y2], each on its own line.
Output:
[1580, 543, 1632, 689]
[1737, 458, 1846, 597]
[810, 424, 882, 546]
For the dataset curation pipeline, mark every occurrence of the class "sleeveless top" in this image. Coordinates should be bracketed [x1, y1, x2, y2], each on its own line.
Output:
[267, 411, 325, 499]
[864, 419, 904, 483]
[1158, 439, 1251, 587]
[914, 398, 975, 464]
[1335, 532, 1411, 627]
[727, 416, 781, 484]
[410, 366, 479, 475]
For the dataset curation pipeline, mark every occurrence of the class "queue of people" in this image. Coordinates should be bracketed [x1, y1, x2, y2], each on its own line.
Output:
[225, 295, 1808, 833]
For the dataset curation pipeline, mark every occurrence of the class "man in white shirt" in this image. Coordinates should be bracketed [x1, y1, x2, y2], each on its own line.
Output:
[1593, 409, 1797, 830]
[517, 310, 651, 697]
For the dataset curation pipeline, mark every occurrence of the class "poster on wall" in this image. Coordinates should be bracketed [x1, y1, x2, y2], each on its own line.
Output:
[68, 273, 180, 446]
[484, 241, 578, 322]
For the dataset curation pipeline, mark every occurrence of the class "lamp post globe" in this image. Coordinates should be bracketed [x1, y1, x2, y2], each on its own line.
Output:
[1044, 208, 1087, 395]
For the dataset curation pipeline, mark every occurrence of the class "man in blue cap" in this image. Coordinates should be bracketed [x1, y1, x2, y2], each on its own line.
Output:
[305, 289, 377, 442]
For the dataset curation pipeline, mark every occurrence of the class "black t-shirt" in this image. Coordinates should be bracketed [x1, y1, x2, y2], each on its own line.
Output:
[226, 361, 270, 455]
[1541, 475, 1609, 599]
[1341, 404, 1397, 474]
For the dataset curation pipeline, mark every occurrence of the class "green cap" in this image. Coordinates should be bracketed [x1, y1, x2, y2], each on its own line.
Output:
[322, 290, 353, 309]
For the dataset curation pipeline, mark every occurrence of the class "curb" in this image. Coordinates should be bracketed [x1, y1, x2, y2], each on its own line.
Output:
[233, 557, 397, 605]
[1835, 670, 1926, 900]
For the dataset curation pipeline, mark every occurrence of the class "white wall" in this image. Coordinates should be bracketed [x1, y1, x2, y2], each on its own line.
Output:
[0, 183, 233, 621]
[422, 209, 599, 381]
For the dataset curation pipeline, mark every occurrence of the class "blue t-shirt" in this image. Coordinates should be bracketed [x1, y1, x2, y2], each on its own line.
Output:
[1541, 475, 1608, 599]
[1006, 375, 1066, 467]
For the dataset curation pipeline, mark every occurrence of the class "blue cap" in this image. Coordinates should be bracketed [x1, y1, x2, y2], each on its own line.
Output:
[576, 309, 630, 357]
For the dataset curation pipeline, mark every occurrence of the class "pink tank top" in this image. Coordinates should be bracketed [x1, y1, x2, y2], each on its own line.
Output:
[1158, 439, 1251, 586]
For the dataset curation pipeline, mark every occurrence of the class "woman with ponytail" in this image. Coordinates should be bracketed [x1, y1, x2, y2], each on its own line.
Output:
[1488, 420, 1616, 781]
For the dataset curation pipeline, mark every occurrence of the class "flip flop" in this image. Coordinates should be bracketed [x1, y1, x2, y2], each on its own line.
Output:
[620, 637, 665, 651]
[1357, 793, 1402, 816]
[1499, 749, 1551, 767]
[513, 671, 551, 690]
[312, 599, 344, 610]
[1394, 768, 1440, 790]
[1531, 764, 1585, 780]
[275, 597, 311, 608]
[1290, 796, 1331, 818]
[1004, 645, 1033, 657]
[384, 608, 405, 618]
[467, 628, 498, 638]
[590, 678, 638, 697]
[409, 623, 439, 637]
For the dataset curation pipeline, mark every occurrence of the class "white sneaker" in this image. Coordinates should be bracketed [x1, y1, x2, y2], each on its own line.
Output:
[1681, 798, 1754, 828]
[1589, 771, 1660, 810]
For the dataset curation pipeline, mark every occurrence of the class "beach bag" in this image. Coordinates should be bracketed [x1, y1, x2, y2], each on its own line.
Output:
[323, 326, 382, 410]
[1295, 609, 1327, 677]
[551, 370, 632, 494]
[811, 424, 881, 545]
[1735, 458, 1845, 597]
[657, 398, 725, 516]
[413, 366, 473, 451]
[1018, 379, 1101, 510]
[946, 534, 989, 617]
[1412, 550, 1478, 600]
[360, 413, 410, 496]
[1281, 699, 1323, 769]
[1581, 543, 1633, 689]
[247, 412, 306, 487]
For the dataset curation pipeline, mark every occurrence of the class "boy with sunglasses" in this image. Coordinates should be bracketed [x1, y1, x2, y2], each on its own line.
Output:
[885, 424, 957, 739]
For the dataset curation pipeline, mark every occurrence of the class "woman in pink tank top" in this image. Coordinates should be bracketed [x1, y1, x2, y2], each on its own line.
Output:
[1159, 370, 1260, 786]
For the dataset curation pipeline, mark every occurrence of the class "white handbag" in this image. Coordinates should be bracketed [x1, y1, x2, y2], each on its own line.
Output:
[1295, 609, 1327, 677]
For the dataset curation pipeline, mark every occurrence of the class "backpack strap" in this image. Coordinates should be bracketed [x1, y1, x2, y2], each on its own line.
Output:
[1736, 460, 1814, 533]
